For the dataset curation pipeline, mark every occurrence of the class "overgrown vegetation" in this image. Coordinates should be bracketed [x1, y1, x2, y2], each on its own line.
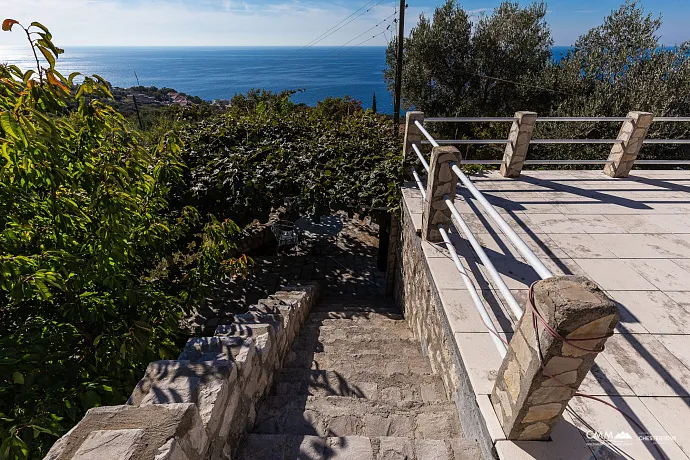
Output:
[0, 21, 249, 459]
[0, 21, 400, 459]
[175, 90, 400, 228]
[387, 0, 690, 162]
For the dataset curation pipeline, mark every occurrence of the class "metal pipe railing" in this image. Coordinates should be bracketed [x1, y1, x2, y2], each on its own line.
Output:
[411, 167, 427, 200]
[450, 163, 554, 280]
[412, 143, 431, 173]
[424, 116, 690, 123]
[415, 120, 440, 148]
[426, 117, 517, 123]
[653, 117, 690, 122]
[422, 139, 509, 145]
[643, 139, 690, 144]
[536, 117, 631, 122]
[437, 225, 508, 357]
[444, 196, 524, 320]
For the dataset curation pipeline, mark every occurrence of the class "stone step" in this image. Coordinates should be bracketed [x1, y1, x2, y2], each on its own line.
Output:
[306, 311, 404, 323]
[236, 434, 481, 460]
[290, 336, 423, 357]
[271, 369, 448, 403]
[283, 352, 434, 376]
[300, 323, 415, 341]
[252, 395, 461, 439]
[293, 328, 418, 348]
[312, 303, 399, 313]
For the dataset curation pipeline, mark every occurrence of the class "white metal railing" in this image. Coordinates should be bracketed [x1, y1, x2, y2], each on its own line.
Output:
[410, 113, 690, 354]
[420, 115, 690, 154]
[411, 168, 426, 200]
[411, 123, 559, 355]
[437, 225, 508, 357]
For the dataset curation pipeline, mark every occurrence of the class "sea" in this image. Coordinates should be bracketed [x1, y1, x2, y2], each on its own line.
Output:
[0, 46, 572, 115]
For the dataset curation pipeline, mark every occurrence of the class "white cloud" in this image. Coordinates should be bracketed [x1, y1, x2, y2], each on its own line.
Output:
[0, 0, 403, 46]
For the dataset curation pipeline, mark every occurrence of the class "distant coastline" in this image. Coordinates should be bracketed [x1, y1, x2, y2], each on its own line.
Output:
[1, 46, 575, 114]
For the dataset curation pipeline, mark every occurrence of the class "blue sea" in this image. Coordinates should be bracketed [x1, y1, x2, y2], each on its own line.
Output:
[1, 46, 573, 114]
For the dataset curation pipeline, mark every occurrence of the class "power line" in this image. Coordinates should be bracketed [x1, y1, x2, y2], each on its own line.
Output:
[346, 28, 391, 50]
[328, 10, 397, 54]
[300, 0, 388, 51]
[294, 0, 378, 53]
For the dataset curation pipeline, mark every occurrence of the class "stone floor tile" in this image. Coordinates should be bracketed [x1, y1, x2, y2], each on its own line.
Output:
[604, 214, 669, 234]
[602, 334, 690, 397]
[671, 258, 690, 274]
[572, 259, 657, 291]
[639, 396, 690, 459]
[476, 258, 542, 290]
[625, 259, 690, 291]
[567, 395, 689, 460]
[548, 233, 618, 259]
[608, 290, 690, 334]
[569, 215, 628, 234]
[454, 332, 504, 395]
[439, 288, 514, 334]
[654, 334, 690, 370]
[525, 214, 587, 234]
[642, 214, 690, 233]
[494, 411, 593, 460]
[589, 234, 665, 259]
[427, 256, 481, 291]
[578, 353, 635, 396]
[644, 234, 690, 258]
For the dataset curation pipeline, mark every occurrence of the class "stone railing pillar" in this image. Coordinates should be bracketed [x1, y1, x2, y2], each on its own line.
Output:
[490, 276, 619, 441]
[421, 146, 460, 242]
[604, 111, 654, 178]
[403, 111, 425, 162]
[500, 111, 538, 178]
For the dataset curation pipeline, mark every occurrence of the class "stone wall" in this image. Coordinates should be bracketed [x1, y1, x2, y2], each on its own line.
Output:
[394, 197, 496, 460]
[44, 283, 320, 460]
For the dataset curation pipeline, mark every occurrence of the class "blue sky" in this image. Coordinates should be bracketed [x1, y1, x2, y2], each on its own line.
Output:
[1, 0, 688, 47]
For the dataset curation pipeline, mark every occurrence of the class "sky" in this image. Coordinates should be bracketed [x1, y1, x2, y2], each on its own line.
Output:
[1, 0, 689, 47]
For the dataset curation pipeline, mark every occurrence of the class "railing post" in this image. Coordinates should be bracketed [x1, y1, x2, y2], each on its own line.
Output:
[500, 111, 538, 178]
[490, 276, 619, 441]
[604, 111, 654, 178]
[422, 146, 460, 242]
[403, 111, 425, 161]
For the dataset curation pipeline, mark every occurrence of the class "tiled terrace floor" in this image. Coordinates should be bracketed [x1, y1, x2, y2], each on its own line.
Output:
[403, 169, 690, 460]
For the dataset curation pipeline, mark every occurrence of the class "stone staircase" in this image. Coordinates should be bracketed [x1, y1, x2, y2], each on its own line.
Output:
[236, 296, 481, 459]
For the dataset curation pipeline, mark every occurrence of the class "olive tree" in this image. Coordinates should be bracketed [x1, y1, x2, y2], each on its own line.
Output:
[385, 0, 552, 119]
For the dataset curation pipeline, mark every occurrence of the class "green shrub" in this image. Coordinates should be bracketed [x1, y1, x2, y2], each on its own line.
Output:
[175, 90, 401, 227]
[0, 20, 247, 459]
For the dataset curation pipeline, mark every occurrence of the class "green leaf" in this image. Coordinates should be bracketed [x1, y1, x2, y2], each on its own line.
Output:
[12, 371, 24, 384]
[37, 45, 56, 69]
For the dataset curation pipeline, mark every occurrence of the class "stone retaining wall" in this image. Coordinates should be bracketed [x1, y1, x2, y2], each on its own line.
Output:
[394, 196, 495, 460]
[45, 283, 320, 460]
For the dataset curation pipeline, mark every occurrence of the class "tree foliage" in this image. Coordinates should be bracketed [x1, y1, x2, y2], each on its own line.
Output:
[388, 0, 690, 162]
[385, 0, 552, 120]
[0, 21, 247, 459]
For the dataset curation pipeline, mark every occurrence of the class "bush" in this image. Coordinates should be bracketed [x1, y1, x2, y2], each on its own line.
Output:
[174, 90, 401, 228]
[0, 21, 247, 459]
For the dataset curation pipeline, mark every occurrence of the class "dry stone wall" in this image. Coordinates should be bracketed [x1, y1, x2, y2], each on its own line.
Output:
[44, 283, 320, 460]
[394, 196, 495, 460]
